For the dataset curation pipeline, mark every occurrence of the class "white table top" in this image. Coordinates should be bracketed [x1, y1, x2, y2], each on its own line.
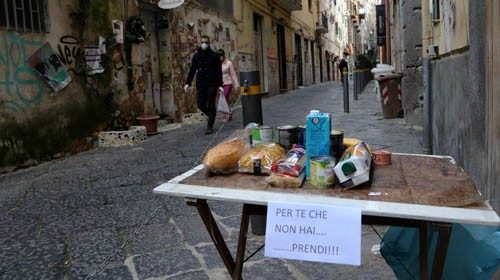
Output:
[154, 154, 500, 226]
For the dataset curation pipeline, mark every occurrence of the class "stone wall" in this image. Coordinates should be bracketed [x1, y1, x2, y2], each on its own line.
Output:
[399, 0, 423, 126]
[431, 1, 486, 197]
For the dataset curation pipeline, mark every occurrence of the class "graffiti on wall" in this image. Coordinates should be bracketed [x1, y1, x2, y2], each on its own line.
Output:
[0, 33, 45, 112]
[56, 35, 82, 73]
[440, 0, 468, 52]
[239, 54, 255, 72]
[0, 33, 82, 113]
[267, 59, 279, 95]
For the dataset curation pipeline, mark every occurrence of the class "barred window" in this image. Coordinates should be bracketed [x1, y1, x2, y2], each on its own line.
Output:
[0, 0, 47, 33]
[198, 0, 233, 18]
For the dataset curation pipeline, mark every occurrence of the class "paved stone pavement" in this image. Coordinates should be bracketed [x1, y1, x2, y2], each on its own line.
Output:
[0, 81, 423, 280]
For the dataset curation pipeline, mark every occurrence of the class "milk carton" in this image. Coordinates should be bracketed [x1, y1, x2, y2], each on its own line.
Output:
[305, 110, 331, 177]
[334, 141, 372, 189]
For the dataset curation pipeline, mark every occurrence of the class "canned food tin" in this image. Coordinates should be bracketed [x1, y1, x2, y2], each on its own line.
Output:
[297, 125, 306, 146]
[330, 129, 344, 160]
[310, 156, 336, 188]
[276, 125, 297, 150]
[259, 125, 274, 142]
[252, 125, 274, 146]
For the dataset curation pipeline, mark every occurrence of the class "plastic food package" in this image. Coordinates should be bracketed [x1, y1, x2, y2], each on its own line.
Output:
[203, 126, 255, 174]
[271, 145, 306, 177]
[267, 172, 306, 188]
[238, 143, 286, 175]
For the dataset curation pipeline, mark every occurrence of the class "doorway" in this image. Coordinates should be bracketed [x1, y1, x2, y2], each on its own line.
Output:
[139, 7, 161, 114]
[319, 45, 323, 82]
[276, 23, 287, 91]
[253, 14, 265, 91]
[310, 41, 315, 83]
[326, 53, 331, 81]
[295, 34, 303, 87]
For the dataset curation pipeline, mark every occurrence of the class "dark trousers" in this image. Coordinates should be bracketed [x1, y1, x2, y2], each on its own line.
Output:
[197, 86, 217, 128]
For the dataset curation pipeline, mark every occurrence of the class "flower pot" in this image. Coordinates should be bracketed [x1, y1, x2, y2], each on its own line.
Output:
[136, 115, 160, 135]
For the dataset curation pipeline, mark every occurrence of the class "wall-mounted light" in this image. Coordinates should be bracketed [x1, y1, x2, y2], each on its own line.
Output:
[158, 0, 184, 9]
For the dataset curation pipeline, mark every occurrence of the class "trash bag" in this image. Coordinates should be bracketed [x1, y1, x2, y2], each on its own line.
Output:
[380, 224, 500, 280]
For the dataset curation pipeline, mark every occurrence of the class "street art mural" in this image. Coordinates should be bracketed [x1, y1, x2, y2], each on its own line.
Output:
[440, 0, 469, 53]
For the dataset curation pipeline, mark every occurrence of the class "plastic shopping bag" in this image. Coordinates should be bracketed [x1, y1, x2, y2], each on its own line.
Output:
[217, 93, 231, 114]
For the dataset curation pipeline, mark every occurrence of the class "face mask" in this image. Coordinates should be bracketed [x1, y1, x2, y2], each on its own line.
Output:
[201, 43, 208, 50]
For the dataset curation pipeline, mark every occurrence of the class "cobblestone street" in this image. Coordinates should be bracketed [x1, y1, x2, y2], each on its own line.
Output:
[0, 81, 423, 279]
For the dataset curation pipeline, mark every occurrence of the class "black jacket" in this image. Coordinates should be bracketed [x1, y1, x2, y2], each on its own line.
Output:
[186, 47, 223, 88]
[339, 59, 348, 73]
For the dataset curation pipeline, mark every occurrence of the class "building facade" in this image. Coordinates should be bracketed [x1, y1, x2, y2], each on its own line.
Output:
[380, 0, 499, 211]
[0, 0, 349, 168]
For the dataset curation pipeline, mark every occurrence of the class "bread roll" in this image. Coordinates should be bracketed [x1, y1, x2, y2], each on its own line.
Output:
[203, 138, 246, 173]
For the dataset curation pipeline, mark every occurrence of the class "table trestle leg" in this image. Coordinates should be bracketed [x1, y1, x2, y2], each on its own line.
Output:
[187, 199, 236, 276]
[233, 204, 252, 280]
[430, 222, 452, 280]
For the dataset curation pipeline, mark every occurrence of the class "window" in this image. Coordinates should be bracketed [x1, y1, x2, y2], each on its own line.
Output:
[0, 0, 47, 33]
[432, 0, 440, 21]
[198, 0, 233, 18]
[308, 0, 312, 11]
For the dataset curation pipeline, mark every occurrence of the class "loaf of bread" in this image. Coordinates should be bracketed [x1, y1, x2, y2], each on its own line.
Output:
[203, 138, 246, 174]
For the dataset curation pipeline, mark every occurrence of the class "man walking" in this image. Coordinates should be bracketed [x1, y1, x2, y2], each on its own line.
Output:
[338, 57, 348, 83]
[184, 35, 223, 135]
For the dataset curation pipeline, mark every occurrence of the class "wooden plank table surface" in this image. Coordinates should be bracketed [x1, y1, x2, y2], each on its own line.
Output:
[154, 153, 500, 226]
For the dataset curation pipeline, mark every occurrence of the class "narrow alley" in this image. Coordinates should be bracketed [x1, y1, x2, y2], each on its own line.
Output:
[0, 81, 420, 279]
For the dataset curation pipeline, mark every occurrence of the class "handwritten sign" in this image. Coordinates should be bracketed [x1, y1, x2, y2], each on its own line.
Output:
[264, 202, 361, 266]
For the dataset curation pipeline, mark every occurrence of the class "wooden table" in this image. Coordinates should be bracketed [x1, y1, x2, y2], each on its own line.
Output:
[153, 153, 500, 280]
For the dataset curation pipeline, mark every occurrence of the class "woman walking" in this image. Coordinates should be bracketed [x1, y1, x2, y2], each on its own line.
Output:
[217, 49, 239, 122]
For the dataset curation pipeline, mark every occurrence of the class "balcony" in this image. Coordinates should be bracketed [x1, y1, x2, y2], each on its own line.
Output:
[316, 12, 329, 34]
[273, 0, 302, 11]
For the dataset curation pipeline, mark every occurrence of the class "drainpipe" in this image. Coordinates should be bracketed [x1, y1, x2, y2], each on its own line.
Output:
[422, 58, 432, 154]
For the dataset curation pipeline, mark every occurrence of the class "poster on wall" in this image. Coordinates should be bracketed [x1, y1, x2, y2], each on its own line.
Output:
[112, 20, 124, 44]
[85, 46, 104, 75]
[27, 43, 72, 92]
